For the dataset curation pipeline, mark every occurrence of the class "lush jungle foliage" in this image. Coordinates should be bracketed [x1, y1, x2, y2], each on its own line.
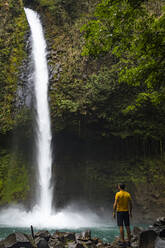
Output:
[43, 0, 165, 148]
[80, 0, 165, 142]
[0, 0, 28, 133]
[0, 0, 30, 204]
[0, 149, 30, 204]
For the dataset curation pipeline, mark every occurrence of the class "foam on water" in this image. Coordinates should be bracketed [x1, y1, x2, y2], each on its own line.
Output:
[0, 205, 108, 229]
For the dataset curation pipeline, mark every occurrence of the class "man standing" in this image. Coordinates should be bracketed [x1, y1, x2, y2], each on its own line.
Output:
[113, 183, 132, 247]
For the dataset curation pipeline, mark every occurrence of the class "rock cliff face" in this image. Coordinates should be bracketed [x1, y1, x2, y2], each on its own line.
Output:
[0, 0, 32, 205]
[0, 0, 31, 132]
[0, 0, 165, 221]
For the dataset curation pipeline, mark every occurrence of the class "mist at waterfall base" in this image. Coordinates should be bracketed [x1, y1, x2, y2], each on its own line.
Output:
[0, 7, 118, 241]
[0, 202, 118, 242]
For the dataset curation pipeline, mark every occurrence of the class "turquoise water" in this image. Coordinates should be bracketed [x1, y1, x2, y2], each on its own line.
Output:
[0, 226, 120, 243]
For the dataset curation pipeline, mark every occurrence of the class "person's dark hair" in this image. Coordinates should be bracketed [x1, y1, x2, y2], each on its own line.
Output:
[119, 183, 125, 190]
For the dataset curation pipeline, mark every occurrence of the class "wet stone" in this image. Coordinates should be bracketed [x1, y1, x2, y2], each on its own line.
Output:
[155, 236, 165, 248]
[35, 231, 51, 241]
[77, 230, 91, 241]
[63, 233, 75, 242]
[159, 228, 165, 238]
[51, 241, 64, 248]
[131, 241, 139, 248]
[139, 229, 157, 248]
[36, 238, 49, 248]
[133, 226, 143, 236]
[2, 233, 32, 248]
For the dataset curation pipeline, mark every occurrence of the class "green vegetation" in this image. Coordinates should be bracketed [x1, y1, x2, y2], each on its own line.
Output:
[84, 157, 165, 211]
[80, 0, 165, 141]
[0, 0, 28, 133]
[0, 150, 30, 204]
[44, 0, 165, 148]
[0, 0, 30, 204]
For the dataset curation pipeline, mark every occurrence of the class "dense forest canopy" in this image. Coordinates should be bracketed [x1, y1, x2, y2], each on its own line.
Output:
[80, 0, 165, 141]
[39, 0, 165, 145]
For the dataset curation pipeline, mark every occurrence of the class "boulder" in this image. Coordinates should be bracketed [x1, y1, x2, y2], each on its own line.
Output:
[36, 238, 49, 248]
[131, 241, 138, 248]
[139, 229, 157, 248]
[63, 233, 75, 242]
[75, 230, 91, 241]
[92, 238, 99, 245]
[73, 244, 84, 248]
[81, 230, 91, 240]
[48, 239, 64, 248]
[52, 241, 64, 248]
[48, 239, 62, 248]
[156, 217, 165, 225]
[159, 229, 165, 238]
[96, 242, 103, 248]
[67, 242, 77, 248]
[50, 231, 75, 243]
[67, 242, 86, 248]
[133, 226, 143, 236]
[82, 240, 94, 247]
[35, 231, 51, 241]
[0, 241, 5, 248]
[155, 236, 165, 248]
[51, 231, 65, 241]
[2, 232, 32, 248]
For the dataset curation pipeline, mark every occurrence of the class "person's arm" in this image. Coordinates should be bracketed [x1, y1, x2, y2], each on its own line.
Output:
[129, 197, 133, 217]
[113, 194, 118, 218]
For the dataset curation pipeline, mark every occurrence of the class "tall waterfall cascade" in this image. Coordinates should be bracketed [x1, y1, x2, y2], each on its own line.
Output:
[0, 8, 102, 229]
[24, 8, 53, 216]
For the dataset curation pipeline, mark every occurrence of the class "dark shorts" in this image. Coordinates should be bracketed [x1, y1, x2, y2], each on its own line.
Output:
[117, 211, 130, 226]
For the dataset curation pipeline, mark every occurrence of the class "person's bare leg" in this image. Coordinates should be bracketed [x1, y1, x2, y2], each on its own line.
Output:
[119, 226, 125, 242]
[126, 226, 131, 242]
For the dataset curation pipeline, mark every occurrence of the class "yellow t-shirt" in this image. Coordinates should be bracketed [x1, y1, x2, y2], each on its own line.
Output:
[115, 190, 131, 212]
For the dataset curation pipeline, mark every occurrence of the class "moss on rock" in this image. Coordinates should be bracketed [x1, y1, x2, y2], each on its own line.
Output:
[0, 0, 28, 133]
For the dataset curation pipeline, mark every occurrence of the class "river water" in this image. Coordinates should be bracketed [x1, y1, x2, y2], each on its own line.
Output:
[0, 226, 119, 243]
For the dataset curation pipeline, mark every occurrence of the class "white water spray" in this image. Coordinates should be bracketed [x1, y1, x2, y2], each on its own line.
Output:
[25, 8, 53, 216]
[0, 8, 105, 229]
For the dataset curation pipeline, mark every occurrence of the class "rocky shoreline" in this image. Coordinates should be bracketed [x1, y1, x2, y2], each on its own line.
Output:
[0, 217, 165, 248]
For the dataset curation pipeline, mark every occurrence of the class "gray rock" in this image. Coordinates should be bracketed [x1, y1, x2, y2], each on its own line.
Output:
[155, 236, 165, 248]
[92, 238, 99, 245]
[67, 242, 85, 248]
[96, 242, 105, 248]
[80, 230, 91, 240]
[64, 233, 75, 242]
[48, 240, 64, 248]
[70, 243, 84, 248]
[67, 242, 77, 248]
[75, 234, 81, 242]
[131, 235, 138, 243]
[35, 231, 51, 241]
[36, 238, 49, 248]
[83, 240, 94, 247]
[53, 241, 64, 248]
[156, 217, 165, 225]
[48, 238, 58, 248]
[131, 241, 139, 248]
[139, 229, 157, 248]
[159, 228, 165, 238]
[133, 226, 143, 236]
[2, 232, 32, 248]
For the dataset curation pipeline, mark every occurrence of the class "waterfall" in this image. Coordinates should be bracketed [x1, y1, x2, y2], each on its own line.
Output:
[0, 7, 101, 229]
[24, 8, 53, 216]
